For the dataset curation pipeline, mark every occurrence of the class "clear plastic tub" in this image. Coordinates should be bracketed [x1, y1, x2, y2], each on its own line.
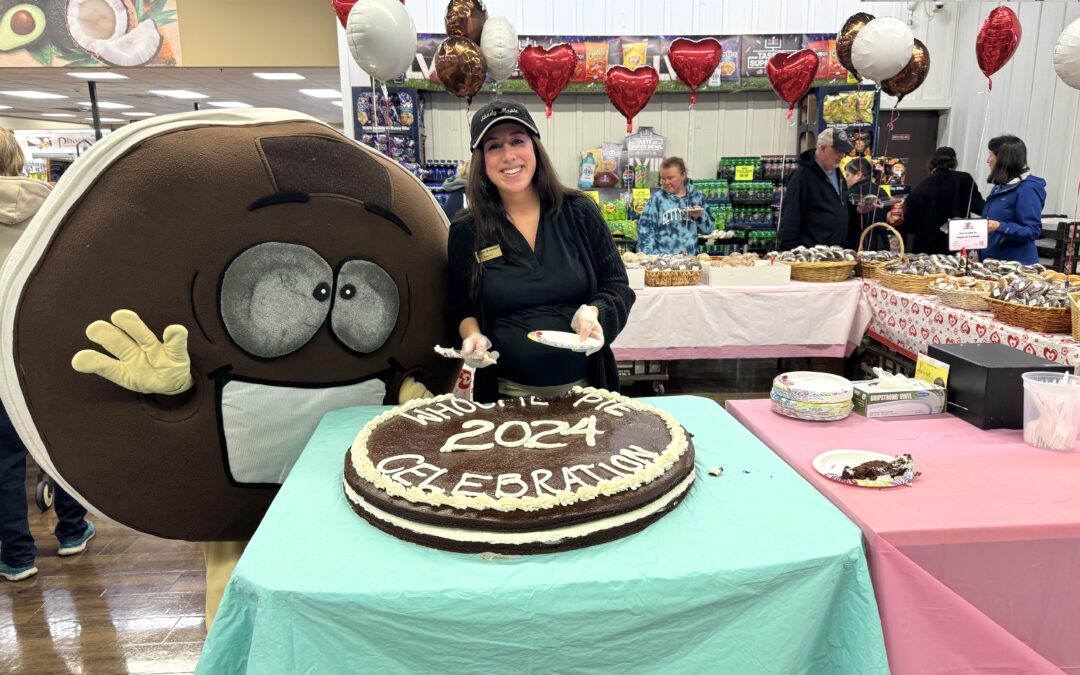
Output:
[1022, 371, 1080, 451]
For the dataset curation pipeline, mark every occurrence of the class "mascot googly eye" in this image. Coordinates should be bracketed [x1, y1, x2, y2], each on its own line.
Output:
[0, 109, 457, 541]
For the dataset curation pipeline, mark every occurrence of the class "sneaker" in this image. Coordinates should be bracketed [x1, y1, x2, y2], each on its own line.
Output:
[0, 562, 39, 581]
[58, 520, 96, 557]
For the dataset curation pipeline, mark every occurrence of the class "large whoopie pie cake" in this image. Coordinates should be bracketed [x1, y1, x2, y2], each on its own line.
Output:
[343, 386, 695, 554]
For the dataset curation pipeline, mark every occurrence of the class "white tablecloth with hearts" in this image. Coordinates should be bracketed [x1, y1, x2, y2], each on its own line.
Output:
[863, 281, 1080, 367]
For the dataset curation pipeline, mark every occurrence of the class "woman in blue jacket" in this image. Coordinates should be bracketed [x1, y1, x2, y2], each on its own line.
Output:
[981, 135, 1046, 264]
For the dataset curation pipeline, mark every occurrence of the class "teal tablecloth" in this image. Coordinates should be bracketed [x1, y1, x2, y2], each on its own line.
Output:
[197, 396, 887, 674]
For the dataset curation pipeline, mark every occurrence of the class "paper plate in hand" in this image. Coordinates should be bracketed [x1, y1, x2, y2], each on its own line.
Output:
[527, 330, 601, 353]
[772, 371, 853, 404]
[812, 449, 917, 489]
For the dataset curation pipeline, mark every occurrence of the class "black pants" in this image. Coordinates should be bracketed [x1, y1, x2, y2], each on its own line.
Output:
[1, 403, 87, 567]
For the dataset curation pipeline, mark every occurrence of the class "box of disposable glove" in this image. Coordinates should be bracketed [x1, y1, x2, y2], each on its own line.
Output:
[851, 378, 946, 418]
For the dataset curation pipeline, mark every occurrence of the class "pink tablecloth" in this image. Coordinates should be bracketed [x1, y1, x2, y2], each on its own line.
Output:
[726, 399, 1079, 674]
[612, 279, 872, 360]
[864, 280, 1080, 366]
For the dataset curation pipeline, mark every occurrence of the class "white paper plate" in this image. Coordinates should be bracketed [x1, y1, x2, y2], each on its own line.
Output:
[527, 330, 601, 353]
[812, 449, 917, 489]
[772, 371, 853, 404]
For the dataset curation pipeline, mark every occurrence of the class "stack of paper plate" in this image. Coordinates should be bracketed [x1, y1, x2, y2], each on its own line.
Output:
[770, 371, 853, 422]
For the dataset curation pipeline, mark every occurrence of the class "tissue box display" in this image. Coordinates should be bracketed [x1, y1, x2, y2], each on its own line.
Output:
[852, 379, 946, 418]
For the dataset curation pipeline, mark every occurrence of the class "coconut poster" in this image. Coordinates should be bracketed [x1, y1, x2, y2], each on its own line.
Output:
[0, 0, 180, 67]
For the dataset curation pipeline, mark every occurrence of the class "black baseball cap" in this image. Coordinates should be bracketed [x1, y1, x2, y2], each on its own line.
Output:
[469, 100, 540, 151]
[818, 127, 854, 154]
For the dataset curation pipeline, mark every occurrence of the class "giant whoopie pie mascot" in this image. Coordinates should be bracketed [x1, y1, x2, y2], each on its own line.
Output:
[0, 109, 457, 545]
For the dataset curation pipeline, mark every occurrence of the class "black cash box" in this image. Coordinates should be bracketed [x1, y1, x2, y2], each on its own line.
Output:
[927, 343, 1073, 430]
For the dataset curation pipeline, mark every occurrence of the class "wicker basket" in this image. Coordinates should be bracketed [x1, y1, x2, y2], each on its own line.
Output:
[930, 284, 992, 312]
[644, 268, 703, 287]
[856, 223, 901, 280]
[879, 271, 944, 294]
[782, 259, 858, 283]
[985, 296, 1071, 333]
[1071, 292, 1080, 341]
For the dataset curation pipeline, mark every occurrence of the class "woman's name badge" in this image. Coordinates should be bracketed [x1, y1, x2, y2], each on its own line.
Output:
[476, 245, 503, 263]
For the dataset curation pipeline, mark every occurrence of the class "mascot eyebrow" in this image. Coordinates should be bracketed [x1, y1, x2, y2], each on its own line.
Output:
[248, 134, 412, 236]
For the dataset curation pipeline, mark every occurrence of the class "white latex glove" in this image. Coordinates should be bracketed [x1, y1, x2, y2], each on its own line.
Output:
[570, 304, 604, 356]
[872, 367, 917, 390]
[461, 333, 499, 368]
[71, 309, 193, 395]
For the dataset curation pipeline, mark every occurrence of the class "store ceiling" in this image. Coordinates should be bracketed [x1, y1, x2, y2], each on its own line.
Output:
[0, 67, 345, 127]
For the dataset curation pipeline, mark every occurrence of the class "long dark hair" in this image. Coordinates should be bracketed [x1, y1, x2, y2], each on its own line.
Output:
[458, 128, 581, 298]
[987, 135, 1028, 185]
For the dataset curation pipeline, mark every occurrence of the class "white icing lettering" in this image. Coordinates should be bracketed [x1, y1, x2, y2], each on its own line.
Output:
[620, 445, 659, 464]
[560, 466, 590, 491]
[396, 409, 444, 426]
[519, 397, 527, 407]
[474, 402, 497, 409]
[426, 402, 465, 420]
[496, 399, 506, 407]
[494, 420, 531, 447]
[440, 420, 496, 453]
[391, 463, 444, 487]
[573, 393, 605, 409]
[528, 396, 549, 406]
[376, 454, 424, 474]
[526, 420, 570, 449]
[599, 402, 630, 418]
[495, 473, 530, 498]
[564, 415, 603, 446]
[451, 472, 492, 497]
[449, 398, 477, 414]
[610, 455, 644, 472]
[531, 469, 566, 497]
[574, 464, 605, 482]
[416, 467, 449, 493]
[596, 462, 626, 477]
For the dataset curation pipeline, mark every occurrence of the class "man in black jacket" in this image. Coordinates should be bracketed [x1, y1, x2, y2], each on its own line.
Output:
[778, 127, 853, 250]
[900, 147, 985, 254]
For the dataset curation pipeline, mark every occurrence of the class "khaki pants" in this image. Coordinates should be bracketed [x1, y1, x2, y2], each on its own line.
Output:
[203, 540, 248, 629]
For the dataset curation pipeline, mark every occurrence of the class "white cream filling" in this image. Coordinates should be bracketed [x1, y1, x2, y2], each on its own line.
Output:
[343, 470, 696, 546]
[348, 387, 689, 512]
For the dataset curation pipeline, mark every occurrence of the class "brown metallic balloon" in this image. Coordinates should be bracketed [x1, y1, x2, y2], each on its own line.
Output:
[445, 0, 487, 43]
[837, 12, 875, 80]
[881, 39, 930, 103]
[435, 37, 487, 102]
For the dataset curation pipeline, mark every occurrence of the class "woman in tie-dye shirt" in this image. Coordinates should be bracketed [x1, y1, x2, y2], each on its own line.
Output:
[636, 156, 714, 255]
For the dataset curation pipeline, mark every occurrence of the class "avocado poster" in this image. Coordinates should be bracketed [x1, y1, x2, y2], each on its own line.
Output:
[0, 0, 181, 67]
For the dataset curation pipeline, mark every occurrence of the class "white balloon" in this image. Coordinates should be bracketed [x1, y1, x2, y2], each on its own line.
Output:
[851, 17, 915, 83]
[1054, 17, 1080, 90]
[480, 17, 518, 83]
[346, 0, 417, 82]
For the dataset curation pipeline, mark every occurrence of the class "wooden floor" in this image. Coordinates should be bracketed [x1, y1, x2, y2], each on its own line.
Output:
[1, 356, 844, 674]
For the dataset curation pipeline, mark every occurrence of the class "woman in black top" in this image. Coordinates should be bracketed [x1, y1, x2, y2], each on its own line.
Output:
[843, 158, 890, 250]
[899, 147, 985, 254]
[447, 100, 635, 403]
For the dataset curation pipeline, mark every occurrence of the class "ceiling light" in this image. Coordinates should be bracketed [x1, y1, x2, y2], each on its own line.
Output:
[299, 89, 342, 99]
[42, 113, 76, 118]
[78, 101, 133, 110]
[253, 72, 305, 80]
[331, 100, 343, 107]
[207, 101, 252, 108]
[0, 105, 11, 110]
[0, 91, 68, 100]
[148, 89, 208, 99]
[122, 112, 154, 117]
[67, 71, 128, 80]
[86, 117, 124, 123]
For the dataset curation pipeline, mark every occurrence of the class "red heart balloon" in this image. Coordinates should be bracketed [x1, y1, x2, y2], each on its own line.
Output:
[332, 0, 357, 28]
[668, 37, 722, 106]
[976, 6, 1021, 90]
[518, 44, 577, 117]
[766, 50, 819, 117]
[605, 65, 659, 133]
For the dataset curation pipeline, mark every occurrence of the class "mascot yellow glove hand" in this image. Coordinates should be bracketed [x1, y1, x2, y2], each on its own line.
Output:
[398, 375, 433, 403]
[71, 309, 193, 395]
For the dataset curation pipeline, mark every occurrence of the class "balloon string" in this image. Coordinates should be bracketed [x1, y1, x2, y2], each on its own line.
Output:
[869, 107, 902, 232]
[968, 81, 995, 219]
[383, 85, 392, 158]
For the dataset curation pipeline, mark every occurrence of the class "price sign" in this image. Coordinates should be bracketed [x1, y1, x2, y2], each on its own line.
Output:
[947, 218, 989, 250]
[734, 165, 755, 181]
